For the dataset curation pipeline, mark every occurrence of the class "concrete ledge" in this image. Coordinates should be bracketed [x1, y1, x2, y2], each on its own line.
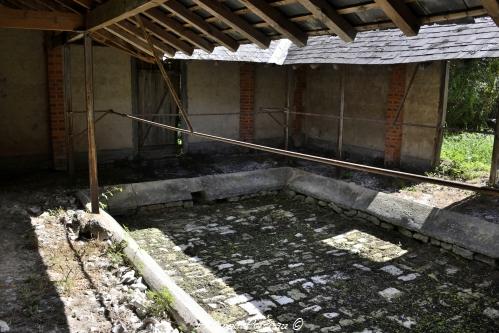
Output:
[102, 167, 499, 260]
[77, 192, 227, 333]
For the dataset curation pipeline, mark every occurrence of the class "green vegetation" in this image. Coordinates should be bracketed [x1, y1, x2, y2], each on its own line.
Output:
[99, 186, 123, 210]
[434, 132, 493, 180]
[447, 58, 499, 131]
[106, 240, 128, 265]
[146, 288, 174, 317]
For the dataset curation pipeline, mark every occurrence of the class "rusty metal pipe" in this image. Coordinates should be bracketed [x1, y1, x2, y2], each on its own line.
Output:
[108, 110, 499, 197]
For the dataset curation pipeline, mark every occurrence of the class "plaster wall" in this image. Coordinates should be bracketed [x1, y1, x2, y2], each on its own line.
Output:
[0, 29, 50, 169]
[70, 45, 133, 159]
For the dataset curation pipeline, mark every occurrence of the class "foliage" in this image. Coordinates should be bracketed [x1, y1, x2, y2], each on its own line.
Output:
[434, 132, 493, 180]
[447, 58, 499, 131]
[146, 288, 174, 317]
[106, 240, 128, 266]
[99, 186, 123, 210]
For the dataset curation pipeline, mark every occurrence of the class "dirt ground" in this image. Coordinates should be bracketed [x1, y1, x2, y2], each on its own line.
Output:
[0, 152, 498, 332]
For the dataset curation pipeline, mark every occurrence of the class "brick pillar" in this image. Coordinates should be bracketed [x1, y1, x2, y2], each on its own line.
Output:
[47, 46, 67, 170]
[293, 66, 307, 134]
[240, 63, 255, 142]
[384, 64, 406, 168]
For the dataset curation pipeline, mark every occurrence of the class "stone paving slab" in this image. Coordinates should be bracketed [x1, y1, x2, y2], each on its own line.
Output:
[120, 194, 499, 333]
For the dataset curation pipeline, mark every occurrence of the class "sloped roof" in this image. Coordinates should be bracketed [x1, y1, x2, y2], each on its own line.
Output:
[173, 17, 499, 65]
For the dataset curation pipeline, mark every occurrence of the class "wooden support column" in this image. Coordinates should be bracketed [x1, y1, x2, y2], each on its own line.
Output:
[432, 61, 449, 167]
[490, 109, 499, 187]
[336, 66, 345, 159]
[64, 44, 75, 178]
[84, 34, 100, 214]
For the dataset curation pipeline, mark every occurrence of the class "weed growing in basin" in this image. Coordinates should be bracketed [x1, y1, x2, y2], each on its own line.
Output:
[47, 207, 65, 218]
[433, 132, 493, 180]
[106, 240, 127, 266]
[146, 288, 174, 317]
[99, 186, 123, 210]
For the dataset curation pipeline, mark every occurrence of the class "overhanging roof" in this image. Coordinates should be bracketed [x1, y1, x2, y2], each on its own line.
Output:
[174, 17, 499, 64]
[0, 0, 498, 63]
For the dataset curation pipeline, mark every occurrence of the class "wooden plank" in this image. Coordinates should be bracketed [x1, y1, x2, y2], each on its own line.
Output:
[337, 65, 345, 159]
[117, 19, 176, 55]
[92, 30, 155, 63]
[145, 8, 213, 52]
[63, 44, 75, 178]
[0, 6, 83, 31]
[136, 15, 194, 132]
[105, 25, 156, 56]
[241, 0, 307, 47]
[193, 0, 270, 48]
[163, 0, 239, 51]
[86, 0, 166, 31]
[432, 61, 449, 168]
[139, 15, 193, 55]
[481, 0, 499, 26]
[374, 0, 419, 36]
[84, 34, 100, 214]
[296, 0, 356, 42]
[490, 109, 499, 186]
[72, 0, 93, 9]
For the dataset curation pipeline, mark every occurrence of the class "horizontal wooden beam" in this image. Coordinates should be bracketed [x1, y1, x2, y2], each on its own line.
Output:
[297, 0, 356, 42]
[241, 0, 307, 47]
[374, 0, 419, 36]
[0, 6, 83, 31]
[481, 0, 499, 26]
[193, 0, 270, 48]
[87, 0, 166, 31]
[163, 1, 239, 51]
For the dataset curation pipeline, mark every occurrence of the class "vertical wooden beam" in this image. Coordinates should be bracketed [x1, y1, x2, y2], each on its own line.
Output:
[490, 109, 499, 187]
[284, 66, 291, 150]
[63, 44, 75, 178]
[84, 34, 100, 214]
[481, 0, 499, 26]
[432, 61, 449, 168]
[337, 65, 345, 159]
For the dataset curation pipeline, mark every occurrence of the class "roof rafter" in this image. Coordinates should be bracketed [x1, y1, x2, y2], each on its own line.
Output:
[296, 0, 356, 42]
[374, 0, 419, 36]
[480, 0, 499, 26]
[144, 8, 214, 53]
[193, 0, 270, 49]
[87, 0, 166, 32]
[240, 0, 307, 47]
[116, 19, 176, 55]
[162, 0, 239, 52]
[139, 14, 193, 55]
[106, 24, 174, 57]
[0, 5, 83, 30]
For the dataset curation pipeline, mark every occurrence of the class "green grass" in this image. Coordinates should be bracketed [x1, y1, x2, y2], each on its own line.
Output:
[435, 132, 493, 180]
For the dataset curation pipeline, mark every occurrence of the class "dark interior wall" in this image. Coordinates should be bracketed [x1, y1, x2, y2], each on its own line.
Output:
[0, 29, 51, 170]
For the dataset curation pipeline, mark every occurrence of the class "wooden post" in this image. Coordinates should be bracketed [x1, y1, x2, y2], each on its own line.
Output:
[84, 34, 99, 214]
[63, 44, 75, 178]
[490, 109, 499, 187]
[432, 61, 450, 167]
[336, 66, 345, 159]
[284, 66, 291, 150]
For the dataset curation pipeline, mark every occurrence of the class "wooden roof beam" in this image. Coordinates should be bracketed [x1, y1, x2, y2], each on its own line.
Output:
[193, 0, 270, 48]
[296, 0, 356, 42]
[106, 25, 165, 57]
[87, 0, 166, 32]
[144, 8, 214, 53]
[481, 0, 499, 26]
[139, 15, 193, 55]
[116, 20, 176, 56]
[374, 0, 419, 36]
[240, 0, 307, 47]
[162, 1, 239, 52]
[0, 6, 83, 31]
[92, 30, 155, 63]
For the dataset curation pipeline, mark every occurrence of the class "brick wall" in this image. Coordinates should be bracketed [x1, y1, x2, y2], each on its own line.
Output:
[293, 66, 307, 134]
[240, 63, 255, 142]
[384, 64, 406, 168]
[47, 46, 67, 170]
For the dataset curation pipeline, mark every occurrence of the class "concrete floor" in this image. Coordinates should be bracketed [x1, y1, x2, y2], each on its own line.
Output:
[121, 193, 499, 333]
